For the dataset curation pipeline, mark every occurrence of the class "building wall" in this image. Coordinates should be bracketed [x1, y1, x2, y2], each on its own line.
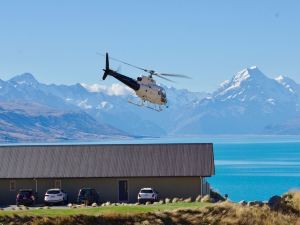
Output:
[0, 177, 204, 205]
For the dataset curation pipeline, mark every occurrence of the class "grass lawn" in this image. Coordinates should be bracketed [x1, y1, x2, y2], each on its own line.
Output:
[0, 202, 210, 217]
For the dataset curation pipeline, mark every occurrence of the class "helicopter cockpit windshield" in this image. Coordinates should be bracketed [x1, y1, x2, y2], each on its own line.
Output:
[158, 88, 166, 98]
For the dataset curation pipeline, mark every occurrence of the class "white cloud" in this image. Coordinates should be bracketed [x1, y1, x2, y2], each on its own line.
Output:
[81, 83, 133, 96]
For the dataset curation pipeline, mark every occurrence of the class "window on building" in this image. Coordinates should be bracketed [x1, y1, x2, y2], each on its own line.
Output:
[10, 180, 16, 191]
[54, 180, 61, 189]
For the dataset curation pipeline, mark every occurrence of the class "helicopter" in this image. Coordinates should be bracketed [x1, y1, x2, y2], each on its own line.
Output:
[101, 53, 190, 112]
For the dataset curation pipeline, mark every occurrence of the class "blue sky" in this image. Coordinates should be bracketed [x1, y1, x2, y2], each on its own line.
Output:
[0, 0, 299, 92]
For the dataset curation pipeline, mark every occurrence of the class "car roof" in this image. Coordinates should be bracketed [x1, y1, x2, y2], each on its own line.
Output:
[47, 188, 61, 191]
[140, 187, 154, 190]
[19, 189, 33, 192]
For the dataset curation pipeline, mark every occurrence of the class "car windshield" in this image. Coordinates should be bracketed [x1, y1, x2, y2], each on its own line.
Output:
[19, 191, 32, 196]
[47, 190, 60, 194]
[140, 190, 153, 193]
[79, 189, 92, 196]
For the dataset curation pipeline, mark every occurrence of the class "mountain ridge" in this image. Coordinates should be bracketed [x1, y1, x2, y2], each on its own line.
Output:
[1, 67, 300, 142]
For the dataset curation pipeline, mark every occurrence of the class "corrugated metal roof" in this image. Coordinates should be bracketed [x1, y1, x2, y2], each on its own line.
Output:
[0, 143, 214, 178]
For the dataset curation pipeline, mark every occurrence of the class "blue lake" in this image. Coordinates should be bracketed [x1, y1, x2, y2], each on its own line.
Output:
[209, 141, 300, 201]
[94, 136, 300, 202]
[6, 135, 300, 202]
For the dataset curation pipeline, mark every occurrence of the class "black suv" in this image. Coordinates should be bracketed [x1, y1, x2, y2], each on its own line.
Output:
[77, 188, 99, 205]
[16, 189, 37, 206]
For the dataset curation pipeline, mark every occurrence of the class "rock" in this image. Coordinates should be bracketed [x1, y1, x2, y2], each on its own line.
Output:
[67, 203, 73, 208]
[184, 197, 192, 203]
[247, 201, 263, 207]
[165, 198, 171, 204]
[105, 201, 111, 206]
[153, 202, 160, 205]
[268, 195, 282, 210]
[210, 190, 226, 202]
[135, 203, 140, 205]
[101, 203, 106, 207]
[172, 197, 179, 203]
[195, 195, 202, 202]
[71, 205, 77, 209]
[159, 200, 164, 204]
[145, 201, 151, 205]
[201, 195, 212, 203]
[178, 198, 184, 202]
[43, 206, 50, 209]
[239, 200, 247, 206]
[91, 203, 98, 207]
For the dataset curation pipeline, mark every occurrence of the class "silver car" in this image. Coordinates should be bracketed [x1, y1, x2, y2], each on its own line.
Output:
[44, 189, 68, 205]
[137, 187, 158, 203]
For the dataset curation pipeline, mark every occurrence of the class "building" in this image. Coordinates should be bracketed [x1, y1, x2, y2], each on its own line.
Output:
[0, 143, 214, 205]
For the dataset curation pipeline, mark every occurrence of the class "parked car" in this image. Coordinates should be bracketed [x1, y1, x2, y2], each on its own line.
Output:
[16, 189, 37, 206]
[137, 187, 158, 203]
[44, 189, 68, 205]
[77, 188, 100, 205]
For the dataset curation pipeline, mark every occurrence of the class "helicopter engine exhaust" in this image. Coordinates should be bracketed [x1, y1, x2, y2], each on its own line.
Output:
[102, 53, 140, 91]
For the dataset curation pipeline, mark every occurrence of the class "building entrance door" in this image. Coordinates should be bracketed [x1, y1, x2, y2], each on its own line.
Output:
[118, 180, 128, 202]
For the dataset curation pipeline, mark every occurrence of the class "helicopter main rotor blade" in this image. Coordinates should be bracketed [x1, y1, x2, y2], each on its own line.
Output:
[154, 74, 175, 83]
[157, 73, 191, 79]
[97, 52, 148, 72]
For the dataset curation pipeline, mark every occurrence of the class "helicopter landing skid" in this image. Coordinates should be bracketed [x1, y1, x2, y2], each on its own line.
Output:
[128, 99, 163, 112]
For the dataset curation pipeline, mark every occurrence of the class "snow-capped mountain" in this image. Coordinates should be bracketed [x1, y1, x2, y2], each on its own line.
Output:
[0, 66, 300, 142]
[171, 67, 300, 134]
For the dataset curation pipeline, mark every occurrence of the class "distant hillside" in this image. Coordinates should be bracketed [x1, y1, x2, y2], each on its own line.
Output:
[0, 101, 127, 142]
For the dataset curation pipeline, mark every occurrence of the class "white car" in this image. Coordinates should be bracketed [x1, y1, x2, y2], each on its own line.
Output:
[137, 187, 158, 203]
[44, 189, 68, 205]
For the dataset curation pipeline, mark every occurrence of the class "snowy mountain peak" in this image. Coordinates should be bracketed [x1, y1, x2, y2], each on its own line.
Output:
[216, 66, 266, 96]
[9, 73, 39, 86]
[233, 66, 264, 83]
